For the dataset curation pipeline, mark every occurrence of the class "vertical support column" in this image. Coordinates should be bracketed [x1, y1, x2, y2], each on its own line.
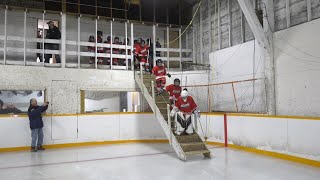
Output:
[217, 0, 221, 50]
[185, 30, 188, 50]
[95, 18, 98, 69]
[153, 25, 156, 67]
[179, 28, 182, 71]
[213, 0, 217, 51]
[199, 3, 203, 64]
[153, 0, 156, 23]
[208, 0, 212, 53]
[228, 0, 232, 47]
[166, 26, 170, 70]
[139, 0, 142, 22]
[42, 11, 45, 66]
[23, 10, 27, 66]
[241, 12, 245, 43]
[3, 6, 7, 65]
[192, 26, 196, 63]
[285, 0, 290, 28]
[307, 0, 311, 21]
[77, 15, 81, 68]
[131, 23, 134, 70]
[125, 21, 128, 70]
[61, 12, 66, 68]
[167, 104, 172, 145]
[110, 20, 113, 70]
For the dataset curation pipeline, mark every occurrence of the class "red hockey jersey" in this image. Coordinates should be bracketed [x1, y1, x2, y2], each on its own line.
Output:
[175, 96, 197, 114]
[166, 84, 182, 99]
[136, 45, 149, 56]
[152, 65, 167, 77]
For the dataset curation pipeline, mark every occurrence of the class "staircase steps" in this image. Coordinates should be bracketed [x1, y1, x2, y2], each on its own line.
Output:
[135, 72, 211, 160]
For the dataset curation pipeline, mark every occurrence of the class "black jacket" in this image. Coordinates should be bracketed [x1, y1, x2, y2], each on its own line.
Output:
[0, 108, 22, 114]
[28, 105, 48, 129]
[46, 26, 61, 40]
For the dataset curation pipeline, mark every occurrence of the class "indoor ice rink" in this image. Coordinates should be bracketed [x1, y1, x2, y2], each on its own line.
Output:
[0, 0, 319, 179]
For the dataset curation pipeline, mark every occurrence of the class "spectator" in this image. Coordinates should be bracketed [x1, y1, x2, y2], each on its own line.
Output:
[45, 21, 61, 63]
[97, 32, 104, 65]
[156, 39, 161, 57]
[0, 99, 22, 114]
[28, 99, 49, 152]
[88, 35, 95, 64]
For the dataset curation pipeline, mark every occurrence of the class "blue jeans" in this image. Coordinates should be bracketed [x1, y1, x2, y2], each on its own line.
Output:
[31, 128, 43, 147]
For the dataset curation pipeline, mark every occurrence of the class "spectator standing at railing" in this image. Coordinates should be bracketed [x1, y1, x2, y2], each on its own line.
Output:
[104, 36, 112, 65]
[97, 33, 104, 65]
[45, 21, 61, 63]
[0, 99, 22, 114]
[28, 99, 49, 152]
[88, 35, 95, 64]
[156, 39, 161, 57]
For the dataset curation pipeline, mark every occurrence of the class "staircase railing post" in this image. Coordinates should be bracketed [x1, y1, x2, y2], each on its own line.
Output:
[151, 81, 156, 113]
[167, 104, 172, 145]
[140, 63, 143, 80]
[193, 114, 198, 133]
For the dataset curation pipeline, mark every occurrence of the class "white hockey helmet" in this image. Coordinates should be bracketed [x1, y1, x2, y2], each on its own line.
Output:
[181, 89, 188, 99]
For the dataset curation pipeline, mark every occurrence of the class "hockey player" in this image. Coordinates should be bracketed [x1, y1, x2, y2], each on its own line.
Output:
[88, 35, 95, 64]
[137, 40, 150, 71]
[166, 78, 182, 109]
[152, 59, 171, 95]
[170, 89, 200, 135]
[133, 40, 140, 69]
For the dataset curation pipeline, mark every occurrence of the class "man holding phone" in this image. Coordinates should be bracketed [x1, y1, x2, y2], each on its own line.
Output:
[28, 99, 49, 152]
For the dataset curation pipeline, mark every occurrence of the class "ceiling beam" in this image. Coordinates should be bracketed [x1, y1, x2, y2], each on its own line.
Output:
[237, 0, 271, 52]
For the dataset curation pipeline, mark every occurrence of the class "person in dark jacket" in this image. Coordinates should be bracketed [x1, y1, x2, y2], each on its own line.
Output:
[44, 21, 61, 63]
[28, 98, 49, 152]
[0, 99, 22, 114]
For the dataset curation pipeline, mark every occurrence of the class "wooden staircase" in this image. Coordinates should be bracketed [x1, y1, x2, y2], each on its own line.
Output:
[135, 72, 211, 160]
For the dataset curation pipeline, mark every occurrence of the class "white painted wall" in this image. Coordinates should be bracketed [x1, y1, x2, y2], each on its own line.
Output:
[274, 18, 320, 116]
[0, 114, 166, 148]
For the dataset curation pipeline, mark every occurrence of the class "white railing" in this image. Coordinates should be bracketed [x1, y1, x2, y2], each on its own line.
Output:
[0, 7, 193, 71]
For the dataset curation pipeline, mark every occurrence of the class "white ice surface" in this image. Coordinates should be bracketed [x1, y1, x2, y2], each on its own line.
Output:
[0, 143, 319, 180]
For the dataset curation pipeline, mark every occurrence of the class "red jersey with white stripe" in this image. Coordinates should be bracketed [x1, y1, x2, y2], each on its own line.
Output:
[137, 45, 149, 56]
[152, 65, 167, 78]
[166, 84, 182, 99]
[175, 96, 197, 114]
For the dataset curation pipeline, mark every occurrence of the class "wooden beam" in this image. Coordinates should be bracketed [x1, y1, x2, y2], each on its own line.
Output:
[285, 0, 290, 28]
[237, 0, 271, 51]
[307, 0, 312, 21]
[228, 0, 232, 47]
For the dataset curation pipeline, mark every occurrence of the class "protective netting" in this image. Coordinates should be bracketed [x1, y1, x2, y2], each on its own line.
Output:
[184, 78, 267, 113]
